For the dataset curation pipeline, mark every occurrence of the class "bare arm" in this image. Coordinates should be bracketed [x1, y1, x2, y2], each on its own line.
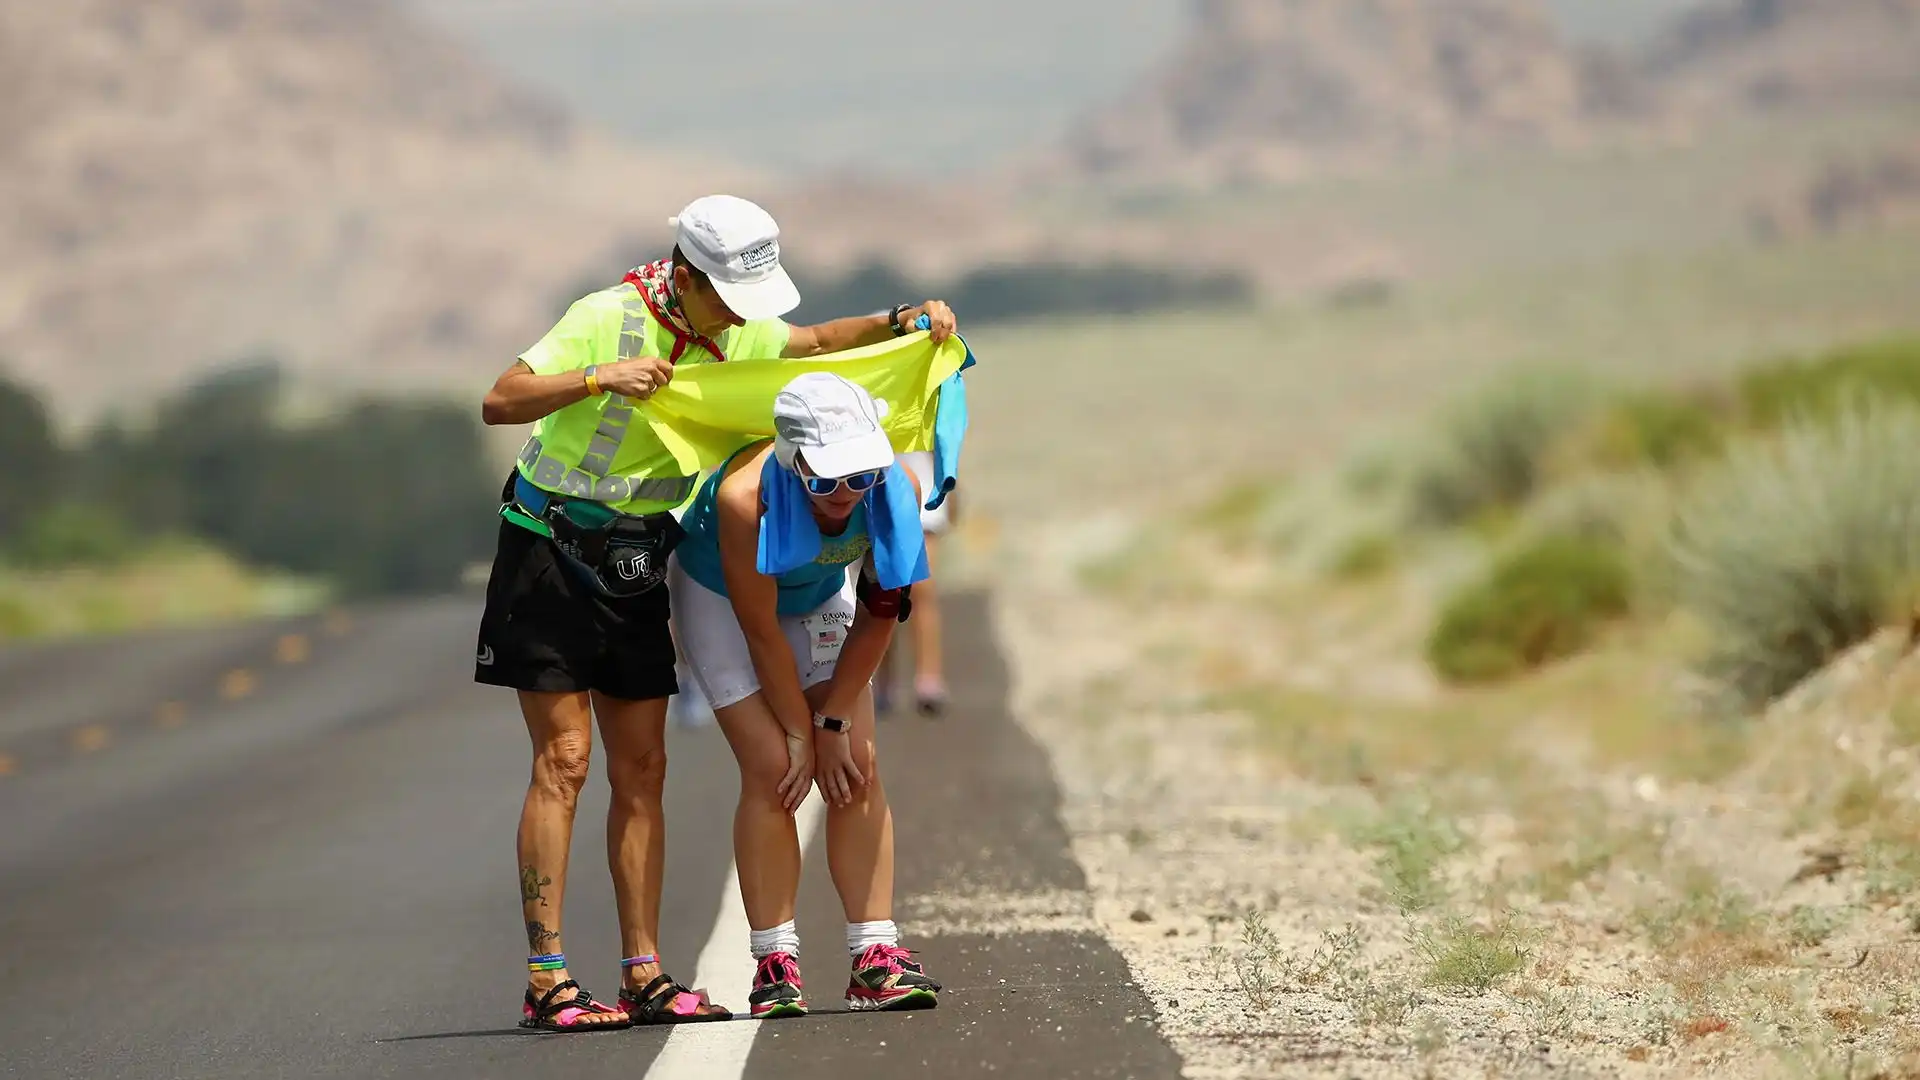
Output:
[482, 361, 589, 426]
[480, 357, 675, 426]
[715, 451, 817, 744]
[782, 300, 958, 358]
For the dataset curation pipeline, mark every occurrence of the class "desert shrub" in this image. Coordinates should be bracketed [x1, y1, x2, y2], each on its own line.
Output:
[1328, 532, 1398, 582]
[1406, 369, 1596, 529]
[1341, 442, 1405, 498]
[1411, 916, 1532, 993]
[1665, 396, 1920, 711]
[1194, 475, 1291, 549]
[1737, 337, 1920, 431]
[1558, 389, 1731, 474]
[1426, 535, 1633, 683]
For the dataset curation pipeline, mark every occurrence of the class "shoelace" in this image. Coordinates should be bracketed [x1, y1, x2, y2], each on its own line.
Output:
[756, 952, 803, 987]
[862, 943, 920, 972]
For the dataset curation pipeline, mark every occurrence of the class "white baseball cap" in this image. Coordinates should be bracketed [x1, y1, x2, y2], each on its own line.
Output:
[668, 194, 801, 321]
[772, 372, 895, 480]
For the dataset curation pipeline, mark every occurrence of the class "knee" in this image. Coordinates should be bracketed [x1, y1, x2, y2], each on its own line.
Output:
[738, 748, 790, 808]
[608, 742, 668, 803]
[533, 730, 592, 803]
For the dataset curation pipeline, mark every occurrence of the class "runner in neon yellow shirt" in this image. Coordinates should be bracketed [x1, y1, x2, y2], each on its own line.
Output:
[474, 194, 958, 1031]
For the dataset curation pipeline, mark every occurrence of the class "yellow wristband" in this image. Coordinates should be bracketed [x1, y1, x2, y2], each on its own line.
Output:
[583, 366, 602, 397]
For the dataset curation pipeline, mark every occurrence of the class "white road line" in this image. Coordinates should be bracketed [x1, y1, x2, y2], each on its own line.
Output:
[643, 789, 827, 1080]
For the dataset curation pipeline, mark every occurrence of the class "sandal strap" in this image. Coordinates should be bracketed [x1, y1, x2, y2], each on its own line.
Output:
[625, 973, 683, 1009]
[564, 988, 626, 1016]
[622, 973, 719, 1018]
[530, 979, 582, 1016]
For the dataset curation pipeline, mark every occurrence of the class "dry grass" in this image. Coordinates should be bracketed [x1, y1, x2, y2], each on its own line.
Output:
[0, 547, 328, 643]
[1062, 491, 1920, 1074]
[1224, 624, 1751, 792]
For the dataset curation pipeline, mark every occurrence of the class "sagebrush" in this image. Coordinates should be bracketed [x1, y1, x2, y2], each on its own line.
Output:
[1666, 397, 1920, 711]
[1406, 369, 1596, 529]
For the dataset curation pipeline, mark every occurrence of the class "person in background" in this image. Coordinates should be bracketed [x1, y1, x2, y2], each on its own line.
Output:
[875, 450, 954, 718]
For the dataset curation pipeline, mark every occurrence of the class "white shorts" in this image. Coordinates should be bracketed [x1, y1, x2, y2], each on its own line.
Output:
[668, 556, 857, 711]
[901, 451, 951, 536]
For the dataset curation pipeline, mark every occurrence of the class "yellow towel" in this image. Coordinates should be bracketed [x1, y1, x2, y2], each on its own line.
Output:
[638, 332, 969, 475]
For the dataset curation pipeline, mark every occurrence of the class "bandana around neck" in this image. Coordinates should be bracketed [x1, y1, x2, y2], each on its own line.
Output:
[623, 258, 727, 364]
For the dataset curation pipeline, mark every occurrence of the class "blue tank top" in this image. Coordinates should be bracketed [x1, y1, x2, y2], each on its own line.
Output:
[675, 448, 872, 616]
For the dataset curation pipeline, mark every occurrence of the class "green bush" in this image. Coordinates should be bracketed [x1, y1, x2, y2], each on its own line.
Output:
[784, 257, 1254, 327]
[101, 365, 500, 597]
[1426, 535, 1633, 683]
[5, 502, 137, 569]
[1194, 475, 1290, 549]
[1328, 532, 1397, 582]
[1737, 337, 1920, 431]
[0, 372, 63, 544]
[1571, 390, 1730, 472]
[1665, 396, 1920, 711]
[1407, 370, 1596, 529]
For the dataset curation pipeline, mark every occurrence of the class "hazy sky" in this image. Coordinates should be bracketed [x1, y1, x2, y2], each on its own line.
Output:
[407, 0, 1705, 178]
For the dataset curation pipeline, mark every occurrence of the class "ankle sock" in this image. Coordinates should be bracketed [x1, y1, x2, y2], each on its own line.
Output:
[750, 920, 800, 960]
[847, 919, 899, 958]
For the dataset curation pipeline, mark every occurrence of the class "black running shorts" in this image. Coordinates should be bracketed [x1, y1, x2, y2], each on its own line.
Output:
[474, 492, 679, 702]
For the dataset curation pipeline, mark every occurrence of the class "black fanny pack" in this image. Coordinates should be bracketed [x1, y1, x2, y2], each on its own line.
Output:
[504, 475, 683, 599]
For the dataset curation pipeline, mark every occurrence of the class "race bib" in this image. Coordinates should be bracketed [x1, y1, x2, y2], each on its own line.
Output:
[804, 610, 852, 670]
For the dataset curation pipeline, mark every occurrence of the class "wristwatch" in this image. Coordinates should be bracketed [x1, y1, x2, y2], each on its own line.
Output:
[887, 304, 912, 337]
[812, 712, 850, 733]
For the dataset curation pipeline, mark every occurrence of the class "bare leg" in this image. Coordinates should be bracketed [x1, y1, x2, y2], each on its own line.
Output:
[517, 690, 625, 1026]
[805, 681, 892, 922]
[910, 535, 947, 714]
[592, 693, 673, 994]
[714, 691, 805, 930]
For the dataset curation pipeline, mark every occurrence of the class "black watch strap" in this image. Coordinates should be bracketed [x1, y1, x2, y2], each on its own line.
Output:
[888, 304, 912, 337]
[812, 712, 851, 733]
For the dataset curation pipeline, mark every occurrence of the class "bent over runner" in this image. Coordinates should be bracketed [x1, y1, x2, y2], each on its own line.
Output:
[669, 372, 947, 1018]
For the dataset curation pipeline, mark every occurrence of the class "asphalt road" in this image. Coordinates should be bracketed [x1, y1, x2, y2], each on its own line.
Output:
[0, 591, 1182, 1080]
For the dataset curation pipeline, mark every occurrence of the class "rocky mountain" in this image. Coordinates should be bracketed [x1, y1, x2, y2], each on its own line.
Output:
[1035, 0, 1919, 192]
[1044, 0, 1616, 189]
[1645, 0, 1920, 113]
[0, 0, 761, 418]
[1750, 140, 1920, 241]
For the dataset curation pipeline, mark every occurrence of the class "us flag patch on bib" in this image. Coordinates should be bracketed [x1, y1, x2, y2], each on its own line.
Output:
[805, 611, 851, 668]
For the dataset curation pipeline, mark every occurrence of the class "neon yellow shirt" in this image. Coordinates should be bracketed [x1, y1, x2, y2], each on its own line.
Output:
[514, 283, 792, 515]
